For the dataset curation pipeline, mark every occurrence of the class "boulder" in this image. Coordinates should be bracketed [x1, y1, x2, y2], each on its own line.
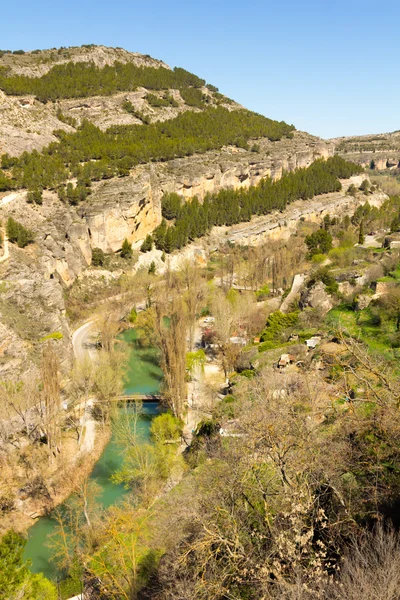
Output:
[300, 281, 334, 315]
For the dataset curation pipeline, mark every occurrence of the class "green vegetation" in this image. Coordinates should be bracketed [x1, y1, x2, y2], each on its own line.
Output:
[140, 234, 153, 252]
[146, 92, 178, 108]
[120, 238, 133, 259]
[0, 61, 208, 101]
[307, 266, 339, 294]
[39, 331, 63, 342]
[0, 107, 295, 193]
[179, 86, 205, 107]
[151, 157, 362, 253]
[0, 531, 57, 599]
[91, 247, 105, 267]
[27, 188, 43, 205]
[6, 216, 34, 248]
[305, 228, 333, 257]
[258, 310, 298, 350]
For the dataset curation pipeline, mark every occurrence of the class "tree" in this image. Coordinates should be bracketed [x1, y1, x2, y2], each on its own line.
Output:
[91, 247, 105, 266]
[27, 188, 43, 205]
[358, 220, 365, 245]
[140, 235, 153, 253]
[148, 261, 156, 275]
[305, 228, 333, 257]
[121, 238, 133, 259]
[94, 350, 126, 424]
[154, 298, 187, 419]
[40, 343, 61, 462]
[0, 531, 57, 599]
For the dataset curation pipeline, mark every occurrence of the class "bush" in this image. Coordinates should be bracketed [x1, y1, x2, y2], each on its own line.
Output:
[260, 311, 298, 346]
[129, 307, 137, 323]
[91, 247, 105, 266]
[255, 284, 270, 301]
[27, 188, 43, 205]
[39, 332, 63, 342]
[311, 253, 326, 264]
[6, 217, 34, 248]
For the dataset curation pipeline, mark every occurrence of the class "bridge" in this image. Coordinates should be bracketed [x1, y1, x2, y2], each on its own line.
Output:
[116, 394, 163, 403]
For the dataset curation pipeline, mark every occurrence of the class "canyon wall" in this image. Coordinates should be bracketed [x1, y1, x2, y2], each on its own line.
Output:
[83, 131, 334, 254]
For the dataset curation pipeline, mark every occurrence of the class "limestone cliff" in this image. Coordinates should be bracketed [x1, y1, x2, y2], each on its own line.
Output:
[333, 130, 400, 171]
[83, 131, 334, 253]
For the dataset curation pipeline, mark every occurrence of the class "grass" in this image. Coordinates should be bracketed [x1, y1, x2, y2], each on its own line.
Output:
[326, 303, 399, 360]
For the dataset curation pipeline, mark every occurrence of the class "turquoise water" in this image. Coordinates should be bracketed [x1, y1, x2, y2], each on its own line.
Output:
[23, 328, 163, 580]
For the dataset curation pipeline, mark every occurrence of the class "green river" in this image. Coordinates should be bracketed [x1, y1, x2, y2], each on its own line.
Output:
[23, 328, 163, 581]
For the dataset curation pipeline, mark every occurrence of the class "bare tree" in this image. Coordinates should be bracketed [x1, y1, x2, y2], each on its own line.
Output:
[40, 343, 61, 462]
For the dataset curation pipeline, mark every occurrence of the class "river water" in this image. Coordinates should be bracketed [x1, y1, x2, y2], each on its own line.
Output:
[23, 328, 163, 581]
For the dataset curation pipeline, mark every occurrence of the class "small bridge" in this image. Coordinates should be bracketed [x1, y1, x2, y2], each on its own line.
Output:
[117, 394, 163, 403]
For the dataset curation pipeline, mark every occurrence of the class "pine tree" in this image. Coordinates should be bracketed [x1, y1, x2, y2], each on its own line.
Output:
[359, 220, 365, 245]
[120, 238, 133, 259]
[140, 234, 153, 252]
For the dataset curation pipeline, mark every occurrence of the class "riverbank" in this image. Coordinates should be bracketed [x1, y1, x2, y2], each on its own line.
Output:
[1, 422, 111, 536]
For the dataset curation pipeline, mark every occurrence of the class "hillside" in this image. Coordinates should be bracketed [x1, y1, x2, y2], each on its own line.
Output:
[333, 129, 400, 170]
[0, 44, 292, 157]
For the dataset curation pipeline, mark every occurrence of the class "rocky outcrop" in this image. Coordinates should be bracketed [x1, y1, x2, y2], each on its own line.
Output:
[354, 294, 373, 311]
[83, 131, 334, 253]
[333, 130, 400, 171]
[300, 282, 334, 315]
[211, 178, 386, 248]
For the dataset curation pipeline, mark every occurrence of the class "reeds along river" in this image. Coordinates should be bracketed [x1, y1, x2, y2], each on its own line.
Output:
[23, 328, 163, 581]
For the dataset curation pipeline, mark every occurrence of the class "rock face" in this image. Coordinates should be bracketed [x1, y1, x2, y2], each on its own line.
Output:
[333, 130, 400, 171]
[210, 178, 386, 248]
[300, 282, 334, 315]
[83, 131, 334, 253]
[354, 294, 373, 311]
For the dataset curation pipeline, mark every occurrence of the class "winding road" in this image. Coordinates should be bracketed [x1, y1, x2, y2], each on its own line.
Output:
[72, 320, 98, 362]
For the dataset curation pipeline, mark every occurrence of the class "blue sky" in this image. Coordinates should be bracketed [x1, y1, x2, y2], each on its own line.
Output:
[1, 0, 399, 138]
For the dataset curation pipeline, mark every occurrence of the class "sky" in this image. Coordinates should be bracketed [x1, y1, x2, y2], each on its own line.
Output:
[1, 0, 399, 139]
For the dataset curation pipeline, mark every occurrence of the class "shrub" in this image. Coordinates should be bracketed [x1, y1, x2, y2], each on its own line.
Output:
[260, 311, 299, 345]
[308, 267, 339, 295]
[91, 247, 105, 266]
[6, 217, 34, 248]
[311, 253, 326, 264]
[39, 331, 63, 342]
[255, 284, 270, 301]
[129, 307, 138, 323]
[27, 188, 43, 205]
